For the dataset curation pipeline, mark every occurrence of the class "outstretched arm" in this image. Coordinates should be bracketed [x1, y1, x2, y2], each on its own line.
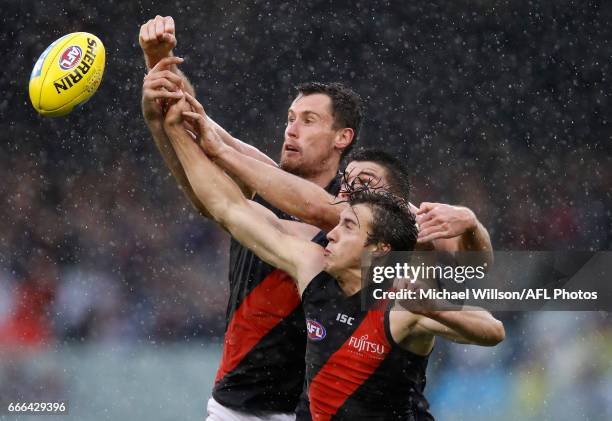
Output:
[142, 57, 211, 217]
[139, 16, 276, 169]
[209, 119, 278, 168]
[163, 97, 324, 292]
[213, 138, 344, 231]
[390, 280, 504, 347]
[413, 309, 504, 346]
[139, 15, 195, 94]
[181, 91, 345, 232]
[391, 305, 504, 348]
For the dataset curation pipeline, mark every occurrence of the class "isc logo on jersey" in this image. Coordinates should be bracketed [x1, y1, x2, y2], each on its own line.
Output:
[306, 319, 326, 341]
[29, 32, 105, 117]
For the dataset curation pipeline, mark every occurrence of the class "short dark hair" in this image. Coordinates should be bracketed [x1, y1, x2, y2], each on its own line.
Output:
[295, 82, 363, 156]
[349, 190, 417, 252]
[347, 148, 412, 200]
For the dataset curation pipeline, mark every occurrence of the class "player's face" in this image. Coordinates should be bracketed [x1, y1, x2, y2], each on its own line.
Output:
[338, 161, 390, 201]
[280, 93, 339, 177]
[324, 204, 374, 274]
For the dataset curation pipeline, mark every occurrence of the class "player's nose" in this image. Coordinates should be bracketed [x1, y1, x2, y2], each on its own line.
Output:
[285, 120, 298, 138]
[326, 226, 339, 243]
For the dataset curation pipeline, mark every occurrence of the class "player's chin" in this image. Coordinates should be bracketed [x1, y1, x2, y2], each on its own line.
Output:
[279, 154, 301, 172]
[323, 256, 336, 274]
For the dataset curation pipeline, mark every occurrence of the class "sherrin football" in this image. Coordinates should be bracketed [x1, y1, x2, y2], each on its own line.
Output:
[29, 32, 105, 117]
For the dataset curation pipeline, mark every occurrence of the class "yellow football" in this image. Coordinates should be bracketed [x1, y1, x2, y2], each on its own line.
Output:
[29, 32, 105, 117]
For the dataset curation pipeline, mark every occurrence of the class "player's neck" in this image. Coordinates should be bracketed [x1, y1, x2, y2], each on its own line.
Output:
[335, 267, 362, 296]
[304, 159, 339, 188]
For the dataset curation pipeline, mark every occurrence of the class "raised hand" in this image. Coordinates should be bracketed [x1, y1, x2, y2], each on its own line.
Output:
[139, 15, 177, 69]
[416, 202, 477, 244]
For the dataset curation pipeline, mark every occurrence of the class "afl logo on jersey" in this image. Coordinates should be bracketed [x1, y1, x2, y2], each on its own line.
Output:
[59, 45, 82, 70]
[306, 319, 326, 341]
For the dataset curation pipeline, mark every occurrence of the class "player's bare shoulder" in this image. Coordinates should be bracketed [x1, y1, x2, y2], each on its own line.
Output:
[294, 240, 327, 296]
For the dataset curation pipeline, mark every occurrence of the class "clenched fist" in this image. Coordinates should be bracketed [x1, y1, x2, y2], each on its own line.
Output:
[139, 15, 177, 69]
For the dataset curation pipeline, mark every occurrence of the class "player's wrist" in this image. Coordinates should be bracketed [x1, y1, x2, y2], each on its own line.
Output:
[217, 141, 233, 159]
[142, 91, 164, 116]
[142, 103, 163, 124]
[210, 141, 232, 165]
[144, 113, 163, 129]
[144, 50, 174, 70]
[163, 118, 183, 131]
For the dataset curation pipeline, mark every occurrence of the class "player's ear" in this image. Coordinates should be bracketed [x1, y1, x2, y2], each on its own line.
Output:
[371, 242, 391, 258]
[335, 127, 354, 151]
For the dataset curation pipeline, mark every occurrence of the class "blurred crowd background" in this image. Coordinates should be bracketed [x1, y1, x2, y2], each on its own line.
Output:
[1, 0, 611, 419]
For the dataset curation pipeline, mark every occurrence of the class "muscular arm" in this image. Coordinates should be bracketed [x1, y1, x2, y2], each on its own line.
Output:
[458, 218, 492, 252]
[163, 104, 324, 292]
[140, 60, 210, 217]
[208, 118, 277, 167]
[145, 114, 317, 235]
[214, 146, 345, 231]
[145, 114, 212, 218]
[390, 305, 504, 348]
[391, 277, 504, 348]
[413, 309, 505, 346]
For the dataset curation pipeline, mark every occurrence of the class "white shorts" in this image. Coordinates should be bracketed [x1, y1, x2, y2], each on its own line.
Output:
[206, 397, 296, 421]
